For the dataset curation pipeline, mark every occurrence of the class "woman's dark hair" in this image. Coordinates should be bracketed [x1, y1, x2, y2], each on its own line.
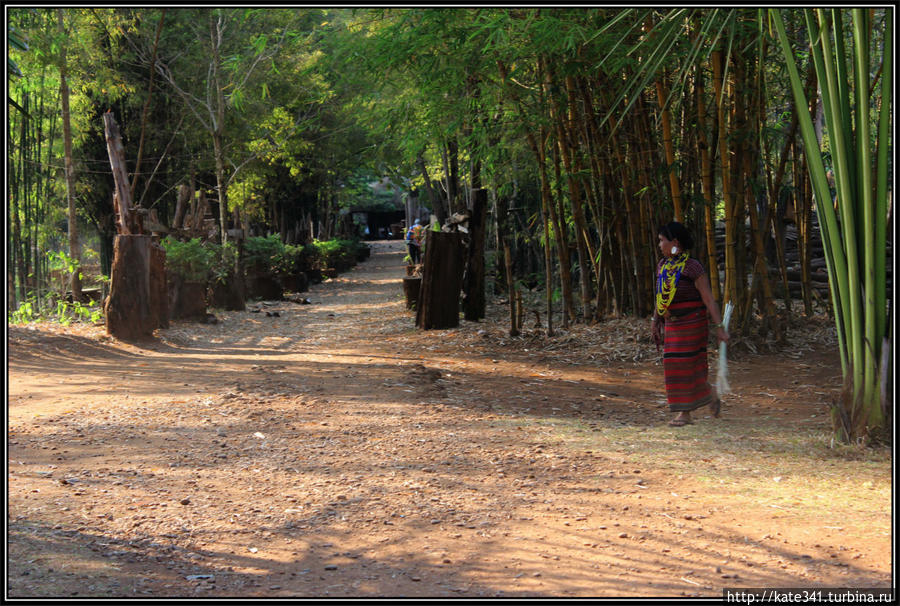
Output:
[657, 221, 694, 250]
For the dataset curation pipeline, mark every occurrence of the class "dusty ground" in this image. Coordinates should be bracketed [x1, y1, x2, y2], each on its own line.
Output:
[6, 240, 893, 598]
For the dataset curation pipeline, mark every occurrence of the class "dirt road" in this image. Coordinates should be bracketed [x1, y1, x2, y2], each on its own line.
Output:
[7, 240, 892, 598]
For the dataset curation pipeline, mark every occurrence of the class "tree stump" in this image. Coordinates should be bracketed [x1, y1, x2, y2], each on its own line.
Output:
[416, 231, 464, 329]
[209, 272, 247, 311]
[168, 276, 208, 320]
[105, 234, 157, 340]
[149, 239, 169, 329]
[246, 270, 283, 300]
[280, 272, 309, 294]
[403, 276, 422, 310]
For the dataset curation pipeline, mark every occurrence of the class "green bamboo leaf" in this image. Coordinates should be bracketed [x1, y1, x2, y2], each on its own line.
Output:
[253, 33, 268, 55]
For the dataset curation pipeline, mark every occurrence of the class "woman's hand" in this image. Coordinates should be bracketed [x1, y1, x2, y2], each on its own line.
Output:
[694, 274, 730, 344]
[651, 317, 663, 347]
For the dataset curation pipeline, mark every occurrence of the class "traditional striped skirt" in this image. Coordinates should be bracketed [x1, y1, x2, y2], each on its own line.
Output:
[663, 302, 713, 412]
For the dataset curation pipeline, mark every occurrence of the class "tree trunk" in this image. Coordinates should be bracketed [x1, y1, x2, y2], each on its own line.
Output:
[213, 130, 228, 242]
[695, 43, 721, 305]
[173, 184, 191, 230]
[149, 239, 169, 328]
[102, 110, 169, 339]
[58, 9, 82, 302]
[732, 56, 754, 333]
[547, 63, 592, 321]
[103, 112, 135, 233]
[131, 9, 165, 202]
[496, 194, 520, 337]
[497, 58, 558, 331]
[105, 235, 158, 340]
[416, 231, 464, 330]
[12, 97, 27, 304]
[741, 52, 780, 340]
[417, 151, 446, 226]
[402, 276, 422, 310]
[551, 139, 575, 327]
[463, 188, 487, 321]
[656, 70, 683, 221]
[794, 138, 814, 316]
[211, 13, 229, 244]
[447, 138, 461, 215]
[712, 49, 738, 315]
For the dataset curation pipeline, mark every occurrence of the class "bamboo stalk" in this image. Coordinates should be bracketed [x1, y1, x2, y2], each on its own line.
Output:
[547, 63, 592, 320]
[655, 70, 683, 222]
[695, 47, 721, 306]
[851, 9, 879, 425]
[712, 48, 737, 314]
[873, 9, 891, 364]
[818, 9, 864, 408]
[773, 8, 889, 440]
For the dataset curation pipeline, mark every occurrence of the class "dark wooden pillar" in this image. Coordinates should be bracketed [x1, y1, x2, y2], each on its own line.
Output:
[415, 231, 464, 330]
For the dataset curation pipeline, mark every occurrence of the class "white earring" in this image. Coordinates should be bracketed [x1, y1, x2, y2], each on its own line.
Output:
[671, 246, 679, 254]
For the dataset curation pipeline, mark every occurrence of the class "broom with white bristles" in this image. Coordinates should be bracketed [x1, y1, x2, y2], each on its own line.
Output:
[716, 301, 734, 397]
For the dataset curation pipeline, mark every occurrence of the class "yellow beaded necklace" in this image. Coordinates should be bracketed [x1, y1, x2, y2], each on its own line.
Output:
[655, 252, 689, 317]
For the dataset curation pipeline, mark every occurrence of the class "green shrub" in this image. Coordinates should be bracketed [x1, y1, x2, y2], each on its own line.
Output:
[299, 243, 325, 272]
[310, 238, 368, 271]
[9, 295, 102, 326]
[161, 237, 213, 282]
[9, 299, 40, 324]
[233, 237, 368, 279]
[205, 241, 240, 285]
[244, 234, 287, 273]
[277, 244, 317, 276]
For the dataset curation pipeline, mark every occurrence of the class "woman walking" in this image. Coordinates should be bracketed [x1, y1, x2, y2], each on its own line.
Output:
[652, 222, 729, 426]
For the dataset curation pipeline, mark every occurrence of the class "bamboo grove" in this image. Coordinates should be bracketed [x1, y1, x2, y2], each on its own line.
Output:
[6, 8, 893, 442]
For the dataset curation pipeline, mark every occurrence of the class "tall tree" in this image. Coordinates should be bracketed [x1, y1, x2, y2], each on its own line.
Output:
[155, 8, 310, 242]
[57, 9, 82, 301]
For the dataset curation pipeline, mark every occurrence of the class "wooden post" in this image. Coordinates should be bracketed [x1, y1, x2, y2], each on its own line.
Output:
[415, 231, 464, 330]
